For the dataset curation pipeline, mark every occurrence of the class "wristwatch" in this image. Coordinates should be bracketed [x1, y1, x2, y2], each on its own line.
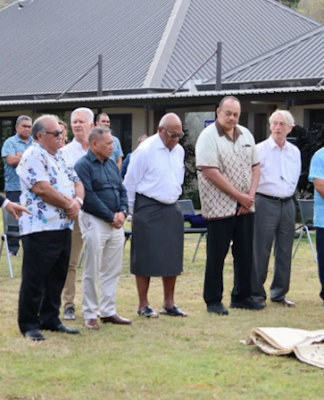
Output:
[120, 210, 128, 218]
[76, 197, 84, 207]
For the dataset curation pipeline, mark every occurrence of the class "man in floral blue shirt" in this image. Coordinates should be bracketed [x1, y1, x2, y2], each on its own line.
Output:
[16, 115, 85, 341]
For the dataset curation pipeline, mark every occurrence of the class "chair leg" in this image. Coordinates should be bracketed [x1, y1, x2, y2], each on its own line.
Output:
[4, 235, 13, 279]
[192, 233, 204, 263]
[305, 227, 318, 263]
[292, 229, 304, 259]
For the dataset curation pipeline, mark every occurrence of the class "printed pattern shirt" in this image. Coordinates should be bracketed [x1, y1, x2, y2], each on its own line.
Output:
[16, 143, 80, 235]
[196, 121, 259, 220]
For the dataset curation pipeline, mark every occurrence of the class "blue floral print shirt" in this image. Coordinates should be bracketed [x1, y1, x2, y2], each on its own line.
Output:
[16, 143, 80, 235]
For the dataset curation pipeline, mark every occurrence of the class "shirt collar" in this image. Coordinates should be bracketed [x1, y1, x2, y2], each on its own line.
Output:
[156, 132, 178, 152]
[15, 133, 32, 144]
[215, 120, 242, 143]
[71, 138, 85, 150]
[269, 135, 288, 150]
[88, 149, 108, 164]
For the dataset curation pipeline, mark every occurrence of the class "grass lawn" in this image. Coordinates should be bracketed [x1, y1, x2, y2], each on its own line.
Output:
[0, 228, 323, 400]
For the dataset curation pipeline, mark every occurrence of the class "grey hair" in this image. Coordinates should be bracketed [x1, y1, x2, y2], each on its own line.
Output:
[137, 135, 148, 145]
[88, 127, 111, 145]
[16, 115, 32, 126]
[71, 107, 94, 124]
[32, 115, 59, 140]
[269, 109, 294, 127]
[218, 96, 241, 109]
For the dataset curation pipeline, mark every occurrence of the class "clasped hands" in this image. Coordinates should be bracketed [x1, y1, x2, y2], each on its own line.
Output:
[111, 212, 125, 229]
[64, 196, 81, 221]
[237, 193, 255, 216]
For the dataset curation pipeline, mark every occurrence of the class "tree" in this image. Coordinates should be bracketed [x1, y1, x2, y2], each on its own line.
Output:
[276, 0, 300, 8]
[298, 0, 324, 22]
[289, 123, 324, 198]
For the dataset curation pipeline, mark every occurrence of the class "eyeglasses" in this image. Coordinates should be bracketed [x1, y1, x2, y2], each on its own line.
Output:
[162, 127, 184, 139]
[45, 130, 64, 137]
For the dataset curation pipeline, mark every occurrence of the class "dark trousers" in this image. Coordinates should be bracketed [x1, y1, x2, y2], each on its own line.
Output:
[5, 191, 21, 253]
[18, 229, 72, 334]
[316, 227, 324, 301]
[204, 213, 254, 305]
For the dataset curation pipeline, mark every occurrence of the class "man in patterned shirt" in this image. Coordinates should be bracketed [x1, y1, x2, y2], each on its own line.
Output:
[16, 115, 85, 341]
[196, 96, 264, 315]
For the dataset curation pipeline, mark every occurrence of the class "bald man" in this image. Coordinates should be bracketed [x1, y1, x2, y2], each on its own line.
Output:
[124, 113, 188, 318]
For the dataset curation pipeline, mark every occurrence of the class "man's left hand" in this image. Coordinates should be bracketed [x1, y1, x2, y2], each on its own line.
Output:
[111, 212, 125, 229]
[237, 206, 250, 215]
[65, 198, 81, 220]
[5, 202, 31, 220]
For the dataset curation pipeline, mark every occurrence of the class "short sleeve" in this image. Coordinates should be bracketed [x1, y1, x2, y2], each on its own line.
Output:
[195, 128, 219, 168]
[16, 150, 50, 189]
[1, 138, 16, 158]
[251, 136, 259, 166]
[114, 137, 124, 158]
[309, 150, 324, 182]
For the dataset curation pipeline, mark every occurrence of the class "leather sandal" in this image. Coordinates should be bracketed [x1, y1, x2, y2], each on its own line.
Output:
[137, 305, 158, 318]
[160, 304, 188, 317]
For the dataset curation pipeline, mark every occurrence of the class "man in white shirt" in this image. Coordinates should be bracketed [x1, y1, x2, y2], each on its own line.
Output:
[61, 107, 94, 320]
[251, 109, 301, 307]
[123, 113, 188, 318]
[17, 115, 85, 340]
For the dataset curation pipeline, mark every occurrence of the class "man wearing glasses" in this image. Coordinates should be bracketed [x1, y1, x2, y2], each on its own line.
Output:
[1, 115, 33, 256]
[196, 96, 263, 315]
[124, 113, 188, 318]
[251, 110, 301, 307]
[17, 115, 85, 341]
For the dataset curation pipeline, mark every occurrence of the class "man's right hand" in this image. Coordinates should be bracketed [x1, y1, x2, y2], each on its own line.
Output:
[238, 193, 254, 210]
[65, 198, 81, 221]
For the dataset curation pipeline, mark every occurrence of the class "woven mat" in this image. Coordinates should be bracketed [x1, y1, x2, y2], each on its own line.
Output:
[245, 327, 324, 368]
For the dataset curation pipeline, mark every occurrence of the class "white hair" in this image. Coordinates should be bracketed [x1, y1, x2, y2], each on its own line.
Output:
[269, 109, 294, 127]
[71, 107, 94, 124]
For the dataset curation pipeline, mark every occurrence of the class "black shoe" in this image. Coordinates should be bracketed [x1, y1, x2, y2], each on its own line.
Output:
[207, 302, 229, 315]
[43, 324, 79, 334]
[230, 297, 265, 311]
[24, 329, 45, 341]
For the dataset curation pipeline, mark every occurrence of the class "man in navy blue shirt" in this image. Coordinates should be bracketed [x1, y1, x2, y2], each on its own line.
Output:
[1, 115, 33, 256]
[75, 127, 131, 330]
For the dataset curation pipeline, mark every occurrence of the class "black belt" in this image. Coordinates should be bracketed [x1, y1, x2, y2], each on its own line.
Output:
[256, 193, 293, 203]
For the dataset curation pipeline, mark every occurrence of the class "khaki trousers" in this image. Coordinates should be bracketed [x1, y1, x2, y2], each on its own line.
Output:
[79, 211, 124, 320]
[62, 217, 83, 309]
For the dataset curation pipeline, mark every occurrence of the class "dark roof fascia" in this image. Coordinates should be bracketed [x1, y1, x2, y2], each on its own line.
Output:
[0, 87, 176, 102]
[198, 77, 324, 91]
[1, 87, 324, 113]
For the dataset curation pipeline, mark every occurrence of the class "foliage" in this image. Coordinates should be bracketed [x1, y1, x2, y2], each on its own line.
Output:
[277, 0, 300, 8]
[298, 0, 324, 22]
[179, 130, 201, 209]
[289, 123, 324, 198]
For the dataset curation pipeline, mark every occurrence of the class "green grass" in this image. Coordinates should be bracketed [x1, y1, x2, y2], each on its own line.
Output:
[0, 231, 323, 400]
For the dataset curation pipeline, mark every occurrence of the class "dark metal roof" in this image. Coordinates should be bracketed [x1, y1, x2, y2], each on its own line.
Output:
[221, 26, 324, 84]
[0, 0, 320, 98]
[160, 0, 320, 88]
[0, 0, 176, 96]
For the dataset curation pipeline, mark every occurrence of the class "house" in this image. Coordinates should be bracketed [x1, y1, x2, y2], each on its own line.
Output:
[0, 0, 323, 167]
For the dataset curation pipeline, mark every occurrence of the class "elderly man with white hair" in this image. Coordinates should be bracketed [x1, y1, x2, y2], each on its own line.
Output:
[61, 107, 94, 321]
[251, 109, 301, 307]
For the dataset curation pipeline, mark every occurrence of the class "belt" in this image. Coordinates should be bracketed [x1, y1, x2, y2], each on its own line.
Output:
[256, 193, 293, 203]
